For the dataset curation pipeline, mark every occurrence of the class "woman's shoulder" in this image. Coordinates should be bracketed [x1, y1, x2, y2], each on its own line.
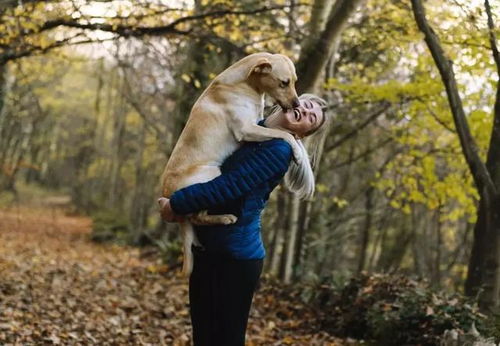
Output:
[223, 138, 292, 171]
[254, 138, 292, 155]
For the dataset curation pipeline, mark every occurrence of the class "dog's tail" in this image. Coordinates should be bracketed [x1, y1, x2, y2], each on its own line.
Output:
[181, 222, 196, 276]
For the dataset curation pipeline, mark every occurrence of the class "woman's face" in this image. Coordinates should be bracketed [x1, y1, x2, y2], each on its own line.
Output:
[280, 99, 324, 138]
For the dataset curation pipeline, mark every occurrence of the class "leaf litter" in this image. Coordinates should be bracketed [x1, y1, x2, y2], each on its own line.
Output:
[0, 207, 352, 345]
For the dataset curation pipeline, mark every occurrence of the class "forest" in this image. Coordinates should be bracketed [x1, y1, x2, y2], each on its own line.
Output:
[0, 0, 500, 344]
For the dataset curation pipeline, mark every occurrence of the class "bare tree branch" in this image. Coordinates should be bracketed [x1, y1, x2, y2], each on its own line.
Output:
[38, 4, 305, 38]
[0, 3, 308, 64]
[333, 137, 394, 168]
[326, 101, 391, 152]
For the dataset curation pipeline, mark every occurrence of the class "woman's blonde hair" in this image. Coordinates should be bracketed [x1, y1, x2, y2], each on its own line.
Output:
[267, 93, 331, 200]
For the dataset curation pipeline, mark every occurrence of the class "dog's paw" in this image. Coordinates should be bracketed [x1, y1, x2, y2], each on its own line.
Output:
[158, 197, 168, 208]
[221, 214, 238, 225]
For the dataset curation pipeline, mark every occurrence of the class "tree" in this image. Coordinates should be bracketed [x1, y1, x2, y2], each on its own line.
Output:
[0, 0, 298, 121]
[279, 0, 368, 283]
[411, 0, 500, 312]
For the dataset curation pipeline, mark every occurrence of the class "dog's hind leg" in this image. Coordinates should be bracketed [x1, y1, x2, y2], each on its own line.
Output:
[181, 221, 198, 276]
[188, 210, 238, 226]
[180, 215, 236, 276]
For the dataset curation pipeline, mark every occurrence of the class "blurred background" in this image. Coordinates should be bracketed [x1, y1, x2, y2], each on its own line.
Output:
[0, 0, 498, 302]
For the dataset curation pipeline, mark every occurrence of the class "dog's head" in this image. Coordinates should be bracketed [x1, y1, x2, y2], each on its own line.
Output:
[247, 54, 299, 110]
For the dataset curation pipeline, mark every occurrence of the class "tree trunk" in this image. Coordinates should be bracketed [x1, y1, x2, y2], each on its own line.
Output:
[0, 64, 6, 122]
[433, 207, 443, 287]
[130, 122, 147, 237]
[107, 75, 127, 209]
[277, 0, 366, 282]
[296, 0, 366, 94]
[283, 195, 300, 283]
[293, 195, 312, 277]
[474, 0, 500, 308]
[376, 215, 413, 272]
[357, 186, 373, 273]
[268, 187, 287, 275]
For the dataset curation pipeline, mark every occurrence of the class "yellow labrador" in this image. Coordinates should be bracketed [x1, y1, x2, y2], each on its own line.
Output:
[160, 52, 302, 275]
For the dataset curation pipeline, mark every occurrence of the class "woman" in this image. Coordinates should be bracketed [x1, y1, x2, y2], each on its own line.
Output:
[160, 93, 330, 346]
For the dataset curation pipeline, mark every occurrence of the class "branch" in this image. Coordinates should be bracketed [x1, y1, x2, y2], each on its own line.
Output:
[39, 4, 305, 38]
[0, 35, 117, 64]
[421, 101, 455, 133]
[38, 18, 191, 38]
[119, 69, 167, 141]
[0, 3, 307, 64]
[332, 137, 394, 168]
[485, 0, 500, 71]
[410, 0, 497, 197]
[325, 101, 391, 152]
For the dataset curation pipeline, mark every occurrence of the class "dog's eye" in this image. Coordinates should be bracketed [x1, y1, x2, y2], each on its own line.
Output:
[279, 79, 290, 88]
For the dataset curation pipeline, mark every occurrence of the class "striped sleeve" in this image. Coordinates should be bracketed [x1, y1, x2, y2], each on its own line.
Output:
[170, 140, 292, 215]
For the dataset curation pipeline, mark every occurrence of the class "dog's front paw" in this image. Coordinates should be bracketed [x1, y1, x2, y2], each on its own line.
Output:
[221, 214, 238, 225]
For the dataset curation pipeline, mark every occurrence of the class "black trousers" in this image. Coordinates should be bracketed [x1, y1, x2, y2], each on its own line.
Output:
[189, 247, 263, 346]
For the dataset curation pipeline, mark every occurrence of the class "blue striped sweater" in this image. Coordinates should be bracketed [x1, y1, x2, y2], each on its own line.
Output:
[169, 138, 292, 259]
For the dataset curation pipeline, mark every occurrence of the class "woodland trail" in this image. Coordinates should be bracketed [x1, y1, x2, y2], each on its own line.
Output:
[0, 207, 349, 345]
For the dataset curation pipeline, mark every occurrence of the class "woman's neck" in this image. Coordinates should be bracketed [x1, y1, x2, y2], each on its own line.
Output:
[264, 111, 288, 132]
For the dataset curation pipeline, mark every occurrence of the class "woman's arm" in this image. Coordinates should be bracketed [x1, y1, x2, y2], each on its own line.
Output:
[169, 140, 292, 215]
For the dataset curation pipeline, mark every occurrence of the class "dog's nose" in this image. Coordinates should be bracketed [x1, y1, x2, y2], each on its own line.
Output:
[292, 98, 300, 108]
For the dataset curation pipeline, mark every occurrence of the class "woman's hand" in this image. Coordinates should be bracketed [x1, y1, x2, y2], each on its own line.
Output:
[158, 197, 184, 222]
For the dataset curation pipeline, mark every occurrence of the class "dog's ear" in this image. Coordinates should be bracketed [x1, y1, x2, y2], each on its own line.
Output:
[249, 59, 272, 77]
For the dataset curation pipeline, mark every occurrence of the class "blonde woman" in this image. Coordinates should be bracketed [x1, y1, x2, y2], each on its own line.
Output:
[160, 94, 330, 346]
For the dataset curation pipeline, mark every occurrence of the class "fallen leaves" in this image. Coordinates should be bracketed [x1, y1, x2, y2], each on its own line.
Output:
[0, 207, 351, 345]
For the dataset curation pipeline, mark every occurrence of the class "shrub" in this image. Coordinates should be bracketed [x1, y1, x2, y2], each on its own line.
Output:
[91, 209, 131, 244]
[314, 273, 490, 345]
[154, 234, 183, 269]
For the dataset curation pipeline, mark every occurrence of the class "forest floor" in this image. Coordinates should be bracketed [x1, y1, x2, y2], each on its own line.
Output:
[0, 206, 356, 345]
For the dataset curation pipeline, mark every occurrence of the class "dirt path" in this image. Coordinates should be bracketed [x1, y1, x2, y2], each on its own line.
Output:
[0, 207, 346, 345]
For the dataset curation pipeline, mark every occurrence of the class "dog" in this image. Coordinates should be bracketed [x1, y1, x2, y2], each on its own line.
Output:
[160, 52, 302, 276]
